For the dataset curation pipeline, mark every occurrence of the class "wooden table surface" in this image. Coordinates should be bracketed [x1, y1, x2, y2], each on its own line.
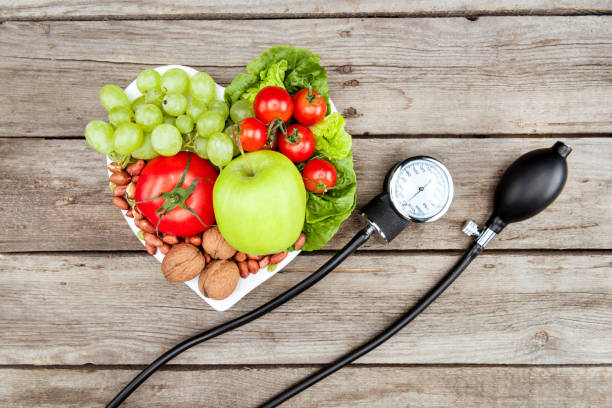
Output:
[1, 2, 611, 407]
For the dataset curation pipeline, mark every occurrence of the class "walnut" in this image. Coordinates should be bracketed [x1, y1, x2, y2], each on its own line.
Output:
[198, 260, 239, 300]
[202, 226, 236, 260]
[161, 243, 205, 282]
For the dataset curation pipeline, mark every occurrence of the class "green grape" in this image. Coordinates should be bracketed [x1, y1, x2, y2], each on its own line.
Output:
[136, 69, 161, 93]
[99, 84, 130, 111]
[85, 120, 115, 154]
[207, 132, 234, 167]
[161, 68, 189, 94]
[176, 115, 194, 134]
[114, 123, 144, 155]
[230, 99, 254, 123]
[131, 96, 146, 112]
[193, 137, 208, 159]
[108, 106, 134, 127]
[132, 132, 159, 160]
[135, 104, 163, 132]
[162, 93, 187, 116]
[186, 99, 208, 121]
[196, 111, 225, 138]
[208, 100, 229, 120]
[163, 115, 176, 126]
[189, 72, 216, 105]
[151, 124, 182, 156]
[145, 89, 163, 108]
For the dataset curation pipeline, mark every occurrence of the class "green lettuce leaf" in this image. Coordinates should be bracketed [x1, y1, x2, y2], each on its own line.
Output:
[223, 73, 258, 106]
[224, 45, 328, 107]
[241, 59, 288, 103]
[302, 153, 357, 251]
[310, 113, 352, 159]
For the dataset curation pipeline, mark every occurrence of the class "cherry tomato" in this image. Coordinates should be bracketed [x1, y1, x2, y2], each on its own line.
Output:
[234, 117, 268, 151]
[279, 124, 315, 163]
[135, 152, 218, 237]
[254, 86, 293, 123]
[302, 158, 337, 194]
[293, 88, 327, 126]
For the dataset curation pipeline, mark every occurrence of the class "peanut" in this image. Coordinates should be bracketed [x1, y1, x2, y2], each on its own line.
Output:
[294, 233, 306, 250]
[160, 243, 171, 255]
[237, 261, 249, 278]
[143, 232, 163, 248]
[112, 196, 129, 210]
[135, 218, 156, 234]
[162, 234, 179, 245]
[107, 162, 122, 174]
[113, 184, 127, 197]
[247, 259, 260, 274]
[125, 208, 134, 218]
[127, 160, 145, 176]
[188, 234, 202, 246]
[204, 252, 212, 264]
[126, 182, 136, 199]
[234, 252, 247, 262]
[247, 254, 261, 261]
[110, 171, 130, 185]
[258, 255, 270, 269]
[133, 207, 143, 220]
[145, 243, 157, 255]
[270, 251, 288, 265]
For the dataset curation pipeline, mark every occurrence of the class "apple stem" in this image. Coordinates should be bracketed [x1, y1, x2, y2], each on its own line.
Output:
[239, 144, 255, 176]
[232, 123, 255, 176]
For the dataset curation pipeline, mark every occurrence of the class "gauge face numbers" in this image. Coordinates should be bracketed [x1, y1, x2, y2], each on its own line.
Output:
[388, 158, 453, 222]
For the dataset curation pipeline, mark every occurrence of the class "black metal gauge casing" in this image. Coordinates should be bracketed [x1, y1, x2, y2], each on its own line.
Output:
[361, 156, 454, 242]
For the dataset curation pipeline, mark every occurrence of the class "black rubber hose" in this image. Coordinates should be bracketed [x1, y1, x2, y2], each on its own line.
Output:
[260, 241, 484, 408]
[106, 226, 374, 408]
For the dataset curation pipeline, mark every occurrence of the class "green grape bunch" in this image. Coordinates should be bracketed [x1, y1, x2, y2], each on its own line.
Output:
[84, 67, 251, 170]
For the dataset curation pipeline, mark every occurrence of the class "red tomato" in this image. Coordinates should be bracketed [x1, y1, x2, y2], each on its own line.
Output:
[135, 152, 218, 237]
[293, 88, 327, 126]
[234, 118, 268, 151]
[254, 86, 293, 123]
[279, 124, 315, 163]
[302, 158, 337, 194]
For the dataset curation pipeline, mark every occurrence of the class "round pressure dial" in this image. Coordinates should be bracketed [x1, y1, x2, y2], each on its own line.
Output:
[387, 156, 454, 223]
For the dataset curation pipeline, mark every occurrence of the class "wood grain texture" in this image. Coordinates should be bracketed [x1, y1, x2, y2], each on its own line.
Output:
[1, 0, 610, 19]
[1, 137, 609, 252]
[1, 252, 610, 365]
[1, 366, 610, 408]
[1, 17, 611, 136]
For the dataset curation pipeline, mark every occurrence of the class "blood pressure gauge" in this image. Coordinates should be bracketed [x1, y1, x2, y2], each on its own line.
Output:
[362, 156, 454, 242]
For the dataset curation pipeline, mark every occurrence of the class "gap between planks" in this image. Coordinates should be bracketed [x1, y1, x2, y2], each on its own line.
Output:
[2, 10, 612, 22]
[1, 133, 608, 140]
[2, 249, 611, 256]
[1, 363, 612, 370]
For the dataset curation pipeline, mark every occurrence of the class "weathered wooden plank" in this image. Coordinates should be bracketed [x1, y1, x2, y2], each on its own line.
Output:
[2, 0, 610, 19]
[0, 138, 609, 252]
[1, 366, 610, 408]
[1, 17, 611, 136]
[1, 252, 610, 365]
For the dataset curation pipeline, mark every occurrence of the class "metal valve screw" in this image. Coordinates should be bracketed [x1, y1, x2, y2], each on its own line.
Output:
[462, 220, 481, 237]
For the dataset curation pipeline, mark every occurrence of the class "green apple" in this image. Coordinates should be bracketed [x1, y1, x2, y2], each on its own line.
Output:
[213, 150, 306, 255]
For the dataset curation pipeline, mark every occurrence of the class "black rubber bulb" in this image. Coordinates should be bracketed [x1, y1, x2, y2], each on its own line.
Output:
[486, 141, 571, 233]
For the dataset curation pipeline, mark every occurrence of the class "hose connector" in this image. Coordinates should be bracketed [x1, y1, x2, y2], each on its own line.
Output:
[462, 220, 497, 249]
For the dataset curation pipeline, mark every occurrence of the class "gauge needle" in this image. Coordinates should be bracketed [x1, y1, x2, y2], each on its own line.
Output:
[407, 180, 431, 202]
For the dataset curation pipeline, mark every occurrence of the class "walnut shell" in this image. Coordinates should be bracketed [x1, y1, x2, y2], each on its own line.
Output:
[202, 226, 236, 260]
[198, 260, 239, 300]
[161, 243, 205, 282]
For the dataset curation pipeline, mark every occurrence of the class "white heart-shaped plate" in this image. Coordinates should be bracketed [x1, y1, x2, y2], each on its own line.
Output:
[107, 65, 336, 311]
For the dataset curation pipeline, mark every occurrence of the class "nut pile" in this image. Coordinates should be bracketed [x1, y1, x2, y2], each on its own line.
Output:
[108, 159, 307, 300]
